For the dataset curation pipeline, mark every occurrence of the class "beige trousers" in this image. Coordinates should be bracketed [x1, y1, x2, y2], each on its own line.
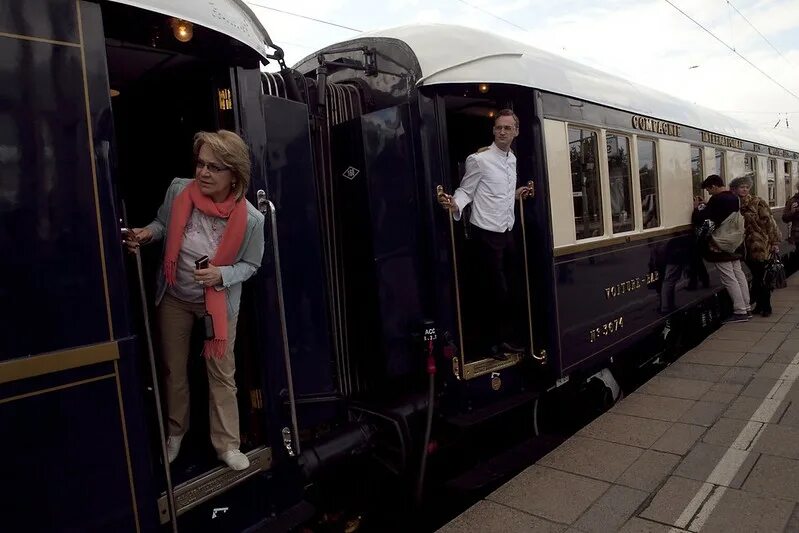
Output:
[158, 292, 240, 455]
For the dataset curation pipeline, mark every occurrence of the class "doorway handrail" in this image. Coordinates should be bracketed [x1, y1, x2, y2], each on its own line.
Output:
[257, 190, 301, 456]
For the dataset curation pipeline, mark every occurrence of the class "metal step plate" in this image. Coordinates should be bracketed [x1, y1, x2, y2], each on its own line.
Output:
[158, 447, 272, 524]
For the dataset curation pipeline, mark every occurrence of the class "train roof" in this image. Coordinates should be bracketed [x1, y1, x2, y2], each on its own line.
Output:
[109, 0, 273, 59]
[310, 24, 798, 153]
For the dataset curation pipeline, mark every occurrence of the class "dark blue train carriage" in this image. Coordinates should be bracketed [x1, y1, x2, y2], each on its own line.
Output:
[0, 1, 328, 531]
[292, 23, 799, 459]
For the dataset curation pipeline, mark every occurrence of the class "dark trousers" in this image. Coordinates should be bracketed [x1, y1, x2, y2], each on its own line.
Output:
[687, 239, 710, 289]
[747, 259, 772, 312]
[469, 226, 522, 349]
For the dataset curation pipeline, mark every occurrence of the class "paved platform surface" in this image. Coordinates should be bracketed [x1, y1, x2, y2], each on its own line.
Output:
[439, 280, 799, 533]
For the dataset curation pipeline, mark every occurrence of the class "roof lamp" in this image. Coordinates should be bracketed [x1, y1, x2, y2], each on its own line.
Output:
[171, 18, 193, 43]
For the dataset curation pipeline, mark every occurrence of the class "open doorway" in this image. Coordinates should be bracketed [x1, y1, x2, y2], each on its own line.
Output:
[437, 87, 536, 367]
[101, 3, 268, 488]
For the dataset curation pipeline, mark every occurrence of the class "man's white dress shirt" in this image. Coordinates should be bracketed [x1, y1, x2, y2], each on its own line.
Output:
[453, 143, 517, 233]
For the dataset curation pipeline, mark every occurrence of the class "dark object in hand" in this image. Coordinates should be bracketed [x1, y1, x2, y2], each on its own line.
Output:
[696, 219, 715, 241]
[195, 255, 209, 270]
[764, 255, 787, 290]
[195, 255, 215, 339]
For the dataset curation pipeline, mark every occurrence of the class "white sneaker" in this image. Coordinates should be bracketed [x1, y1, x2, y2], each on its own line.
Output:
[219, 449, 250, 471]
[166, 435, 183, 464]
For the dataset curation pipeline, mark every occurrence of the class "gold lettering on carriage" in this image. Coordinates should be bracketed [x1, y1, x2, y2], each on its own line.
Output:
[631, 116, 681, 137]
[604, 271, 659, 299]
[590, 316, 624, 343]
[701, 131, 743, 149]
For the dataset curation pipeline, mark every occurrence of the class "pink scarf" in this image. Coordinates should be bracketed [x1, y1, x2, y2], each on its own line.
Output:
[164, 180, 247, 358]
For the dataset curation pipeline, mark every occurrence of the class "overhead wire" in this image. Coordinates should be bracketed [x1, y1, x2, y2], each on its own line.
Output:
[245, 1, 362, 32]
[452, 0, 528, 32]
[726, 0, 794, 67]
[663, 0, 799, 103]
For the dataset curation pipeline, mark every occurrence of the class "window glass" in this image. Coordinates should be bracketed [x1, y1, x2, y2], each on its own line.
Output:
[690, 146, 703, 198]
[607, 133, 633, 233]
[786, 161, 793, 204]
[569, 127, 603, 240]
[715, 149, 725, 180]
[767, 158, 777, 206]
[744, 154, 757, 194]
[638, 139, 660, 229]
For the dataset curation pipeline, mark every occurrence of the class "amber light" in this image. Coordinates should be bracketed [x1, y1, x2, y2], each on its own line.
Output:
[478, 83, 490, 94]
[218, 89, 233, 111]
[171, 18, 193, 43]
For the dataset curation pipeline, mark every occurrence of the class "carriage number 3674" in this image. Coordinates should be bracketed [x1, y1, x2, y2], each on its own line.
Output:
[589, 316, 624, 343]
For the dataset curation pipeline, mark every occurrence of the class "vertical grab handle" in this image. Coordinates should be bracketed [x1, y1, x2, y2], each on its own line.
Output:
[120, 212, 178, 532]
[257, 190, 301, 456]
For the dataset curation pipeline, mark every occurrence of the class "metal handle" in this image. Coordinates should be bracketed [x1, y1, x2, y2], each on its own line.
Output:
[120, 214, 179, 532]
[257, 190, 301, 455]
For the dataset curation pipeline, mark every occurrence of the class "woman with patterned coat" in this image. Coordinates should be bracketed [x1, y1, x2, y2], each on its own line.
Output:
[730, 176, 782, 317]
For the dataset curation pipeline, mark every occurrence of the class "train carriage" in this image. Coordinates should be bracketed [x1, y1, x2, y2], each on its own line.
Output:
[0, 1, 325, 531]
[294, 23, 799, 421]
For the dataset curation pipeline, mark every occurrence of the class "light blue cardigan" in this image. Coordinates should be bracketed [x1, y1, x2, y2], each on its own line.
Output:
[145, 178, 265, 317]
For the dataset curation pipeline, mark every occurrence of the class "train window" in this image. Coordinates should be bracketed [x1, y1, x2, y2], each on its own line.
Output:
[691, 146, 704, 198]
[637, 138, 660, 229]
[715, 149, 726, 181]
[569, 127, 603, 240]
[768, 158, 777, 206]
[786, 161, 793, 202]
[606, 133, 633, 233]
[744, 154, 758, 194]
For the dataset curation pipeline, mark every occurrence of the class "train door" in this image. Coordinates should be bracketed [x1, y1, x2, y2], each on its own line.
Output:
[323, 102, 428, 394]
[432, 87, 544, 382]
[95, 3, 288, 530]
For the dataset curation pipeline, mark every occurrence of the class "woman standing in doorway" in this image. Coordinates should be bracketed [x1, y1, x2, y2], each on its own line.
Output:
[126, 130, 265, 470]
[730, 176, 781, 317]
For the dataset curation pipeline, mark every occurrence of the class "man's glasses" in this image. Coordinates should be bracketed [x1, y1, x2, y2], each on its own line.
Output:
[493, 125, 516, 132]
[196, 158, 230, 173]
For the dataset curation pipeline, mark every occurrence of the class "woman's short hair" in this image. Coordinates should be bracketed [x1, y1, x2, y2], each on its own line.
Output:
[729, 176, 753, 190]
[193, 130, 251, 201]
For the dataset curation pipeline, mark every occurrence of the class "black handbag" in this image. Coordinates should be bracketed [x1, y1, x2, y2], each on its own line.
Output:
[764, 254, 787, 290]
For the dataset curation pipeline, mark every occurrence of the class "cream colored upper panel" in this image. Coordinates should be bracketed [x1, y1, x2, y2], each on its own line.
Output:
[545, 119, 576, 248]
[756, 156, 768, 198]
[728, 152, 745, 184]
[703, 147, 716, 183]
[658, 140, 692, 228]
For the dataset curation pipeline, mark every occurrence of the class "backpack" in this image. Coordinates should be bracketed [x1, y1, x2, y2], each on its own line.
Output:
[710, 198, 745, 253]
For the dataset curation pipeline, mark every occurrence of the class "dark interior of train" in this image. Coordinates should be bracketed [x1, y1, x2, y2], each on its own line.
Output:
[100, 3, 267, 485]
[440, 88, 532, 362]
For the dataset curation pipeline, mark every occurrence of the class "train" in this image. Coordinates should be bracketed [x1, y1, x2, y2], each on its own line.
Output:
[2, 2, 798, 532]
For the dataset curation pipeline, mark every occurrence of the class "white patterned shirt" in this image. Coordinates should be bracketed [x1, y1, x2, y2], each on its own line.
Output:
[168, 208, 228, 303]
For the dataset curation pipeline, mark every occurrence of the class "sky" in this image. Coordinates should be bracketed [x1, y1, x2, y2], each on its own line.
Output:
[248, 0, 799, 146]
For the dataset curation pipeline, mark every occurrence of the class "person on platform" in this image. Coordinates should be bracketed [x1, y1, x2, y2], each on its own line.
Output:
[125, 130, 265, 471]
[693, 174, 750, 323]
[730, 176, 781, 317]
[437, 109, 534, 358]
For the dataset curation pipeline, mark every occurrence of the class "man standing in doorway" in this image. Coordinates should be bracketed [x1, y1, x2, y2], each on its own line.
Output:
[437, 109, 534, 358]
[693, 174, 750, 323]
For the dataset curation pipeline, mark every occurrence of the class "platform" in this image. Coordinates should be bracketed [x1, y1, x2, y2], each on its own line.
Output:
[439, 280, 799, 533]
